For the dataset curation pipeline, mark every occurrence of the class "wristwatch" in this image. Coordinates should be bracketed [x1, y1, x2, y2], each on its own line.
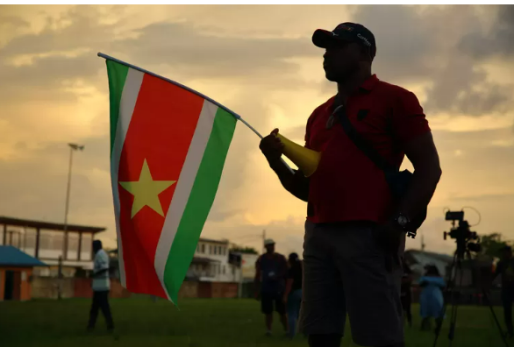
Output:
[393, 212, 417, 238]
[393, 212, 410, 231]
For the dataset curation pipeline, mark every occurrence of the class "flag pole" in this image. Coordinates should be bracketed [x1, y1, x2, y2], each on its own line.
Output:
[97, 53, 294, 174]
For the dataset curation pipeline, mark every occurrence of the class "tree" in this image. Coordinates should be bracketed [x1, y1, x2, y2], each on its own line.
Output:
[480, 233, 509, 259]
[230, 245, 258, 254]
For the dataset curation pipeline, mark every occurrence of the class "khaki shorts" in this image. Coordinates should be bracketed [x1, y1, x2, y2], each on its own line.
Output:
[298, 220, 405, 347]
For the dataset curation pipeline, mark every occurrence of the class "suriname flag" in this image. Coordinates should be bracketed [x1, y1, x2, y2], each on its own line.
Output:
[103, 56, 237, 303]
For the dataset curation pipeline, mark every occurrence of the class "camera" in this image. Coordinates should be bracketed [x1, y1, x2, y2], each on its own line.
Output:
[443, 210, 481, 257]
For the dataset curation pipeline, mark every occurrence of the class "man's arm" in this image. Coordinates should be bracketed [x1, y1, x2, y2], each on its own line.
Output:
[391, 91, 442, 221]
[397, 131, 442, 220]
[254, 256, 261, 298]
[260, 129, 310, 202]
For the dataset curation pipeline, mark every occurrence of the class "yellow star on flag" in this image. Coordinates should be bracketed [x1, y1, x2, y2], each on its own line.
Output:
[119, 159, 176, 218]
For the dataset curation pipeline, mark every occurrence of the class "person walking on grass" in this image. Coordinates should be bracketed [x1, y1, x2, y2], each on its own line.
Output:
[255, 239, 288, 336]
[283, 252, 303, 339]
[419, 264, 445, 332]
[87, 240, 114, 332]
[259, 22, 442, 347]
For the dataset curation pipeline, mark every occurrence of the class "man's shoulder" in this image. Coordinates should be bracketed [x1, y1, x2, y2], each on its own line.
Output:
[95, 249, 108, 260]
[375, 79, 419, 100]
[308, 96, 336, 120]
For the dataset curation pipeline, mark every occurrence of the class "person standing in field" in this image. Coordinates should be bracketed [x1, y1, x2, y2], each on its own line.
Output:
[259, 22, 442, 347]
[87, 240, 114, 332]
[419, 264, 445, 332]
[283, 252, 303, 339]
[255, 239, 288, 336]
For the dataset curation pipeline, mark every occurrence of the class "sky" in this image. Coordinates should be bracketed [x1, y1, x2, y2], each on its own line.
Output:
[0, 5, 513, 256]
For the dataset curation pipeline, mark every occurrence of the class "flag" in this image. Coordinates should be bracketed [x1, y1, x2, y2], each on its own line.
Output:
[105, 58, 237, 303]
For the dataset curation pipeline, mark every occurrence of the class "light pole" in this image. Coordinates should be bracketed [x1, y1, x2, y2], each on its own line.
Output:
[62, 143, 84, 261]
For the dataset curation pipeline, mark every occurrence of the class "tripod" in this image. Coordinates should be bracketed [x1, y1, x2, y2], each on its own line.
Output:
[432, 249, 509, 347]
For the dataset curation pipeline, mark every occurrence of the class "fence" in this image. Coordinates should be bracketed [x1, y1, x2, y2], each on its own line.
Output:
[30, 277, 240, 300]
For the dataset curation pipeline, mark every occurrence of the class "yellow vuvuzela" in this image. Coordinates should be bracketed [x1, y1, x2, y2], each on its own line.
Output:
[276, 133, 321, 177]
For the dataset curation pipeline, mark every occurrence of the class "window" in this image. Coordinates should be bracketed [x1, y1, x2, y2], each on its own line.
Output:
[201, 244, 205, 253]
[222, 265, 226, 275]
[209, 245, 213, 254]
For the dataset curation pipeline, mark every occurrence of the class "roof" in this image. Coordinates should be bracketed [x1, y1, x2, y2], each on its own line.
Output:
[0, 216, 106, 233]
[405, 249, 454, 277]
[0, 246, 47, 267]
[406, 249, 454, 264]
[198, 237, 229, 245]
[191, 257, 220, 263]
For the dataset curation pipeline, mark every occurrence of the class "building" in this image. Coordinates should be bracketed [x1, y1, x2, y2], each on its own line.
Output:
[0, 216, 106, 277]
[0, 245, 47, 301]
[187, 238, 241, 282]
[404, 249, 454, 281]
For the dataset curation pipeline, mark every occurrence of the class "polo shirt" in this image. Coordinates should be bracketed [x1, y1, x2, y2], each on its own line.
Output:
[304, 74, 430, 224]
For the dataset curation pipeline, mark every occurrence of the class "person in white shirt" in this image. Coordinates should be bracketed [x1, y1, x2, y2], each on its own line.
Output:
[87, 240, 114, 331]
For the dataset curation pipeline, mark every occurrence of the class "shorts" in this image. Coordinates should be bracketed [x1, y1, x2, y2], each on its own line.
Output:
[298, 220, 405, 347]
[261, 291, 286, 315]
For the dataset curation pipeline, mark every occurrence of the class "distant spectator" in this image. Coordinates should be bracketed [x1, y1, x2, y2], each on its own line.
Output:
[419, 264, 445, 332]
[401, 260, 413, 327]
[255, 239, 288, 336]
[493, 245, 514, 338]
[87, 240, 114, 332]
[283, 252, 303, 339]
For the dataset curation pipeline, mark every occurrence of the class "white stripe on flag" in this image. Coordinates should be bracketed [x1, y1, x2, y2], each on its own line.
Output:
[154, 100, 218, 299]
[110, 68, 144, 288]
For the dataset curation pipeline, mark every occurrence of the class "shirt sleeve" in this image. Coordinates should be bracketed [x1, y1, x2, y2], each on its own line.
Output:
[392, 89, 431, 145]
[94, 252, 109, 273]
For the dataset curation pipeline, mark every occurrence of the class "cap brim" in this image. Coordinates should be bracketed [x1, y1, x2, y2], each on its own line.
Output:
[312, 29, 352, 48]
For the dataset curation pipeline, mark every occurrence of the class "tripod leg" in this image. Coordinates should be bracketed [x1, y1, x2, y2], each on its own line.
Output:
[483, 288, 510, 347]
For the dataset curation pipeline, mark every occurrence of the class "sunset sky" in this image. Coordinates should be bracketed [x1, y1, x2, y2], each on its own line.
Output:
[1, 5, 513, 256]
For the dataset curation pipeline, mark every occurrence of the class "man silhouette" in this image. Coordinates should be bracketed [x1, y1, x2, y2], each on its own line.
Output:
[254, 239, 288, 336]
[87, 240, 114, 331]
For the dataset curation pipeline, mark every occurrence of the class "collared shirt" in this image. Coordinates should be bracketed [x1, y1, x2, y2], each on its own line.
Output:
[304, 74, 431, 224]
[92, 249, 111, 292]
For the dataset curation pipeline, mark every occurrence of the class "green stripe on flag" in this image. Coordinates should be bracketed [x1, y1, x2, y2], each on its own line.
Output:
[106, 60, 129, 156]
[163, 107, 237, 302]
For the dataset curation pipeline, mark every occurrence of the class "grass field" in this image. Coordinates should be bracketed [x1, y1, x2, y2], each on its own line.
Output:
[0, 298, 510, 347]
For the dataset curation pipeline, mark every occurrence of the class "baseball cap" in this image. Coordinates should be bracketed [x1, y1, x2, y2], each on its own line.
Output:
[264, 239, 275, 246]
[312, 22, 376, 59]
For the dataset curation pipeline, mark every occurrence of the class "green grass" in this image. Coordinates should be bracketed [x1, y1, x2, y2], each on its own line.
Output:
[0, 298, 510, 347]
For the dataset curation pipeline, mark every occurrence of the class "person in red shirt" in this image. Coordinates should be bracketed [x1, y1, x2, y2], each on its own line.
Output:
[259, 22, 442, 347]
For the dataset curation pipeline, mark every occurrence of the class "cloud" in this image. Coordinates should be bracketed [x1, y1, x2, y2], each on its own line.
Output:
[459, 5, 514, 59]
[112, 21, 318, 81]
[424, 56, 512, 116]
[355, 5, 514, 117]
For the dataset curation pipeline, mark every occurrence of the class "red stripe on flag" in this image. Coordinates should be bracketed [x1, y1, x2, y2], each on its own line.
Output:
[118, 74, 204, 297]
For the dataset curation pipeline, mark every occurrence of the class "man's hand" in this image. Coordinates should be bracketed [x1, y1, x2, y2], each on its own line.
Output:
[259, 129, 284, 165]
